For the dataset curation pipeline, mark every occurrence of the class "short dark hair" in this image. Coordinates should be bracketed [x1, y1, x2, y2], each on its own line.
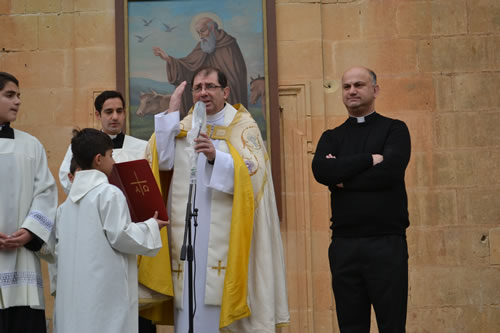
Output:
[69, 157, 80, 176]
[190, 67, 228, 89]
[71, 128, 113, 170]
[94, 90, 125, 114]
[367, 68, 377, 85]
[0, 72, 19, 91]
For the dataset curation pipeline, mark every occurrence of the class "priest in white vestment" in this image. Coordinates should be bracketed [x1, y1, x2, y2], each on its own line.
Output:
[152, 67, 289, 332]
[54, 128, 168, 333]
[0, 72, 58, 332]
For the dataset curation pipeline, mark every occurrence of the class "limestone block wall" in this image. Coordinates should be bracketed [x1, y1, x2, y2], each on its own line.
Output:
[276, 0, 500, 332]
[1, 0, 499, 332]
[0, 0, 117, 192]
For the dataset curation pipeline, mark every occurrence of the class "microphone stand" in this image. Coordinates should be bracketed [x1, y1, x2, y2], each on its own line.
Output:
[180, 176, 198, 333]
[180, 119, 204, 333]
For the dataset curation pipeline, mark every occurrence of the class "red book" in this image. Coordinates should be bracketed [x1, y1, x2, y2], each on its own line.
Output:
[108, 159, 168, 222]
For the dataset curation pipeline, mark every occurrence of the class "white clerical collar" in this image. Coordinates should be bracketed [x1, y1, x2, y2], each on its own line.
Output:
[206, 103, 227, 123]
[350, 110, 375, 123]
[108, 134, 117, 139]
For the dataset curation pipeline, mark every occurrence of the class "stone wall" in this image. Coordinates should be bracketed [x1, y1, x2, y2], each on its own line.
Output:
[276, 0, 500, 332]
[1, 0, 499, 332]
[0, 0, 117, 186]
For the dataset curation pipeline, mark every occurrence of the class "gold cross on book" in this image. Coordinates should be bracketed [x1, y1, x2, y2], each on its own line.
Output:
[130, 171, 150, 196]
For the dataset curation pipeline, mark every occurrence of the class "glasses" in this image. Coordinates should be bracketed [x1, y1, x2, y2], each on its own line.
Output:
[192, 84, 223, 94]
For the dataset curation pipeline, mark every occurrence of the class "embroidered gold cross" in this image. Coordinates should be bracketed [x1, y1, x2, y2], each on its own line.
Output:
[211, 260, 226, 276]
[172, 263, 183, 280]
[130, 171, 149, 196]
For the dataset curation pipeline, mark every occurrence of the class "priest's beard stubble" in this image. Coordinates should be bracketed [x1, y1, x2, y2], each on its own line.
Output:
[200, 31, 217, 54]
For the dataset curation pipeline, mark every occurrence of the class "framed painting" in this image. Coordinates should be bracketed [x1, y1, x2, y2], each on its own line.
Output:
[115, 0, 281, 215]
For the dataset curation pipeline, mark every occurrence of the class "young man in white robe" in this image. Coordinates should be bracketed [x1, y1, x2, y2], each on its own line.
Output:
[152, 67, 289, 332]
[58, 90, 148, 194]
[0, 72, 58, 332]
[54, 128, 169, 333]
[58, 91, 161, 332]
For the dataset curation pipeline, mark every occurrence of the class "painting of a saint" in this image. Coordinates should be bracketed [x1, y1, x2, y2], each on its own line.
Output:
[127, 0, 267, 141]
[153, 15, 248, 116]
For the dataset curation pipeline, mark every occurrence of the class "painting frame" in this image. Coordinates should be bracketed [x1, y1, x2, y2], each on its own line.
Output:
[115, 0, 282, 216]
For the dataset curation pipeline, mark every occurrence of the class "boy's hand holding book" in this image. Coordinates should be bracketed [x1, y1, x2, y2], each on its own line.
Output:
[152, 211, 169, 229]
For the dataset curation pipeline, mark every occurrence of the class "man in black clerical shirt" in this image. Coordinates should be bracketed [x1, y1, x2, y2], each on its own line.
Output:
[312, 67, 411, 333]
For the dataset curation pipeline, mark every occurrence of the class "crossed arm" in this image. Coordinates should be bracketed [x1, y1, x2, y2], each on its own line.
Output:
[312, 121, 411, 191]
[323, 153, 383, 188]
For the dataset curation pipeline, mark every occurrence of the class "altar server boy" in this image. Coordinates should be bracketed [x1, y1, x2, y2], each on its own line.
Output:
[54, 128, 168, 333]
[0, 71, 58, 333]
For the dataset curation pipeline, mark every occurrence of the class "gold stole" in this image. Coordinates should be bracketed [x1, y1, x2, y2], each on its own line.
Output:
[137, 133, 174, 325]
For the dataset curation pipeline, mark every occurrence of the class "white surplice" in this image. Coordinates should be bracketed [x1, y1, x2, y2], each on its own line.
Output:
[0, 129, 57, 309]
[155, 108, 234, 333]
[54, 169, 162, 333]
[58, 134, 147, 194]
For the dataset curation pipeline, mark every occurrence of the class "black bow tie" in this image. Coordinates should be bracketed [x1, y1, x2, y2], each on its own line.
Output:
[0, 123, 14, 139]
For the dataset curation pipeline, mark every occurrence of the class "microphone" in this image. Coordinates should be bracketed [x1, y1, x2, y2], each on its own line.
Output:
[186, 101, 206, 183]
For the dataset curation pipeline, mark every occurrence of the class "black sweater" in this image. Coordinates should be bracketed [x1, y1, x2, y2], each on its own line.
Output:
[312, 112, 411, 237]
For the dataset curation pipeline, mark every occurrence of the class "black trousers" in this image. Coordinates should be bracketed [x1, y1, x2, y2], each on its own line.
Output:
[329, 235, 408, 333]
[0, 306, 47, 333]
[139, 316, 157, 333]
